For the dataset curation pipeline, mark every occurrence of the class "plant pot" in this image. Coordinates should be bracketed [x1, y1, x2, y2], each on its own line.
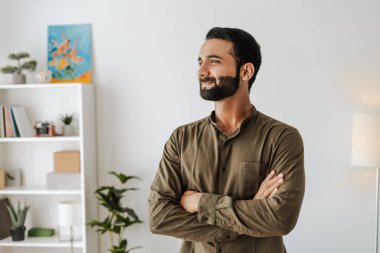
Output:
[10, 226, 26, 241]
[63, 124, 74, 136]
[12, 73, 26, 84]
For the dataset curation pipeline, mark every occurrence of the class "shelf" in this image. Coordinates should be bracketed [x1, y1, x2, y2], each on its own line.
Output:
[0, 235, 82, 248]
[0, 83, 84, 89]
[0, 136, 80, 143]
[0, 186, 81, 195]
[0, 82, 97, 252]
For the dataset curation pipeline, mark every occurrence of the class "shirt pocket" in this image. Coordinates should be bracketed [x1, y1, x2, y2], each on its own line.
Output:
[238, 162, 266, 199]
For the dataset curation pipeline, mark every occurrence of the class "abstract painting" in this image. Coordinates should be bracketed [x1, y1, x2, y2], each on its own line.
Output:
[48, 24, 92, 83]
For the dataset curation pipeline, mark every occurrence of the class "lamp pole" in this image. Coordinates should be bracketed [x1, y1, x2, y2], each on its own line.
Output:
[376, 167, 379, 253]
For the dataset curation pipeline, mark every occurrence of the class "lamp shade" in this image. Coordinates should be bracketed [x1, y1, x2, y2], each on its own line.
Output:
[58, 200, 81, 226]
[352, 113, 380, 167]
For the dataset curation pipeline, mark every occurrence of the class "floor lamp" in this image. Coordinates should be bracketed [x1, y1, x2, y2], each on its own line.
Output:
[352, 113, 380, 253]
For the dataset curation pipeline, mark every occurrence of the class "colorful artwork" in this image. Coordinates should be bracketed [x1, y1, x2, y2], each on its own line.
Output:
[48, 24, 92, 83]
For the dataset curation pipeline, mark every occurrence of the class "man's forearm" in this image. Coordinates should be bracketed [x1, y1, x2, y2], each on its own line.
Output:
[149, 189, 238, 243]
[180, 171, 284, 213]
[196, 154, 305, 237]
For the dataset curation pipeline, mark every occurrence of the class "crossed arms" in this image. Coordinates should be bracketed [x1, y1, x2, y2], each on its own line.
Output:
[180, 170, 284, 213]
[149, 128, 305, 242]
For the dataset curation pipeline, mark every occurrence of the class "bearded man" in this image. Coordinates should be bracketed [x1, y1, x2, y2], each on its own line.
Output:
[149, 27, 305, 253]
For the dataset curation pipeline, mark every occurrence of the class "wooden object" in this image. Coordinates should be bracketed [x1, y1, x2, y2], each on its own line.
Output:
[54, 151, 80, 173]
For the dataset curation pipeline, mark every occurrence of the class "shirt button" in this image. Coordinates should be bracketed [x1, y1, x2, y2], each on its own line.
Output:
[201, 216, 209, 222]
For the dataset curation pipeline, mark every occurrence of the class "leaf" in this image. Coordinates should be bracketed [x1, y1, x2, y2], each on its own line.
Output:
[123, 188, 140, 192]
[109, 171, 141, 184]
[6, 205, 17, 227]
[20, 61, 37, 72]
[97, 192, 120, 211]
[5, 201, 29, 228]
[126, 246, 142, 253]
[95, 186, 115, 193]
[123, 208, 142, 222]
[8, 52, 29, 60]
[0, 66, 18, 74]
[88, 217, 112, 235]
[59, 113, 74, 125]
[119, 239, 127, 249]
[17, 205, 30, 227]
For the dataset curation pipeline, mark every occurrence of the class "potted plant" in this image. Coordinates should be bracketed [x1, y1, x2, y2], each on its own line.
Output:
[88, 171, 143, 253]
[59, 113, 74, 136]
[0, 52, 37, 84]
[6, 200, 30, 241]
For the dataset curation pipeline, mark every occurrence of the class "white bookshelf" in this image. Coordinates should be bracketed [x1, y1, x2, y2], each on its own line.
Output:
[0, 186, 81, 195]
[0, 136, 80, 143]
[0, 235, 82, 248]
[0, 83, 98, 253]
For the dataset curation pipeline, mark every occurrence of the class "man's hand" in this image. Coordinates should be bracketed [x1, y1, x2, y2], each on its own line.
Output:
[180, 171, 284, 213]
[254, 170, 284, 199]
[180, 190, 203, 213]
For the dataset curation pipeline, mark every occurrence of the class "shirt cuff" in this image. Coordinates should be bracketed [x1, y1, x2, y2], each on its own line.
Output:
[216, 228, 238, 242]
[197, 192, 221, 225]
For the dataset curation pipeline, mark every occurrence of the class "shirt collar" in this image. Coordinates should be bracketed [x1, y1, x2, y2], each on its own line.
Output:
[209, 105, 258, 135]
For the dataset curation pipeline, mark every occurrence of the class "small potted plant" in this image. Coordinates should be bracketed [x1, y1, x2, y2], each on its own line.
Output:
[88, 171, 143, 253]
[59, 113, 74, 136]
[6, 200, 30, 241]
[0, 52, 37, 84]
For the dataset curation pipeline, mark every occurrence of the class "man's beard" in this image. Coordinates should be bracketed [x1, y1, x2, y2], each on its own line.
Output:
[199, 74, 240, 101]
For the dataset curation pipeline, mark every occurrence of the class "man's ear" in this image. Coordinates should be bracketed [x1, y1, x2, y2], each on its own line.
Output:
[240, 63, 254, 81]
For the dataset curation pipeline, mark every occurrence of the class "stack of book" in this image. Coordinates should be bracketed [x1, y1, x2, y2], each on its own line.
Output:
[0, 105, 34, 138]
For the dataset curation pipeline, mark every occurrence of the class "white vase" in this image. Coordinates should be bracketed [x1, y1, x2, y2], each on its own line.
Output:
[13, 73, 26, 84]
[63, 125, 74, 136]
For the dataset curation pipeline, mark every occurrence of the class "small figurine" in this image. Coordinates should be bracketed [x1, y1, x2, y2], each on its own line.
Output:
[35, 70, 52, 83]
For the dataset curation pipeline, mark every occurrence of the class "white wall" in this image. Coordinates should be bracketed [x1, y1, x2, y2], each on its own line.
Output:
[1, 0, 380, 252]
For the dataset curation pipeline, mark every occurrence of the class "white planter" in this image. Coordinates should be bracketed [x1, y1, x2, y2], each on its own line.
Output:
[63, 124, 75, 136]
[13, 73, 26, 84]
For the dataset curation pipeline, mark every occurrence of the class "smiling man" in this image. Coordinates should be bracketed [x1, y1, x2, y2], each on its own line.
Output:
[149, 27, 305, 253]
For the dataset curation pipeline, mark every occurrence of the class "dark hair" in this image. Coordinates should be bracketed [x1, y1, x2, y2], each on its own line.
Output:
[205, 27, 262, 92]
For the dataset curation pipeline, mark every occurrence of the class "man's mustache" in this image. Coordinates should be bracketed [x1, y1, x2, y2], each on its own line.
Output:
[199, 76, 216, 83]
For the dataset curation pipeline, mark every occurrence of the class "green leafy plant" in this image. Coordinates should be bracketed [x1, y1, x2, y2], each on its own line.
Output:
[88, 171, 143, 253]
[59, 113, 74, 125]
[6, 201, 30, 229]
[1, 52, 37, 74]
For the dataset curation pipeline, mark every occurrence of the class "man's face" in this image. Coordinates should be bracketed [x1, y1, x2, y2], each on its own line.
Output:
[198, 39, 240, 101]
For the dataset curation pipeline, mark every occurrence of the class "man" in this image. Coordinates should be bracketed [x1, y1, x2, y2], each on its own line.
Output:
[149, 27, 305, 253]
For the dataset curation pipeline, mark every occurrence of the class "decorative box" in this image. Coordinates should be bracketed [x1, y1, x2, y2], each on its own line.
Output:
[46, 172, 81, 190]
[54, 151, 80, 173]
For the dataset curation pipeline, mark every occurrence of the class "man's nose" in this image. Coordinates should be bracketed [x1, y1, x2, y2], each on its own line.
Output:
[197, 63, 210, 78]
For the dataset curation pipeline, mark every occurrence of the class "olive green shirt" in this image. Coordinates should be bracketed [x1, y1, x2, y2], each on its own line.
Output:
[149, 106, 305, 253]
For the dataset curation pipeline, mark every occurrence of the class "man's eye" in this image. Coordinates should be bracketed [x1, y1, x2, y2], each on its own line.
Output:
[210, 60, 220, 64]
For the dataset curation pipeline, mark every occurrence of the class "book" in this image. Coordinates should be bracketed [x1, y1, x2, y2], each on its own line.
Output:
[3, 106, 14, 137]
[28, 227, 55, 237]
[10, 106, 20, 137]
[0, 198, 12, 240]
[11, 106, 34, 137]
[0, 169, 5, 188]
